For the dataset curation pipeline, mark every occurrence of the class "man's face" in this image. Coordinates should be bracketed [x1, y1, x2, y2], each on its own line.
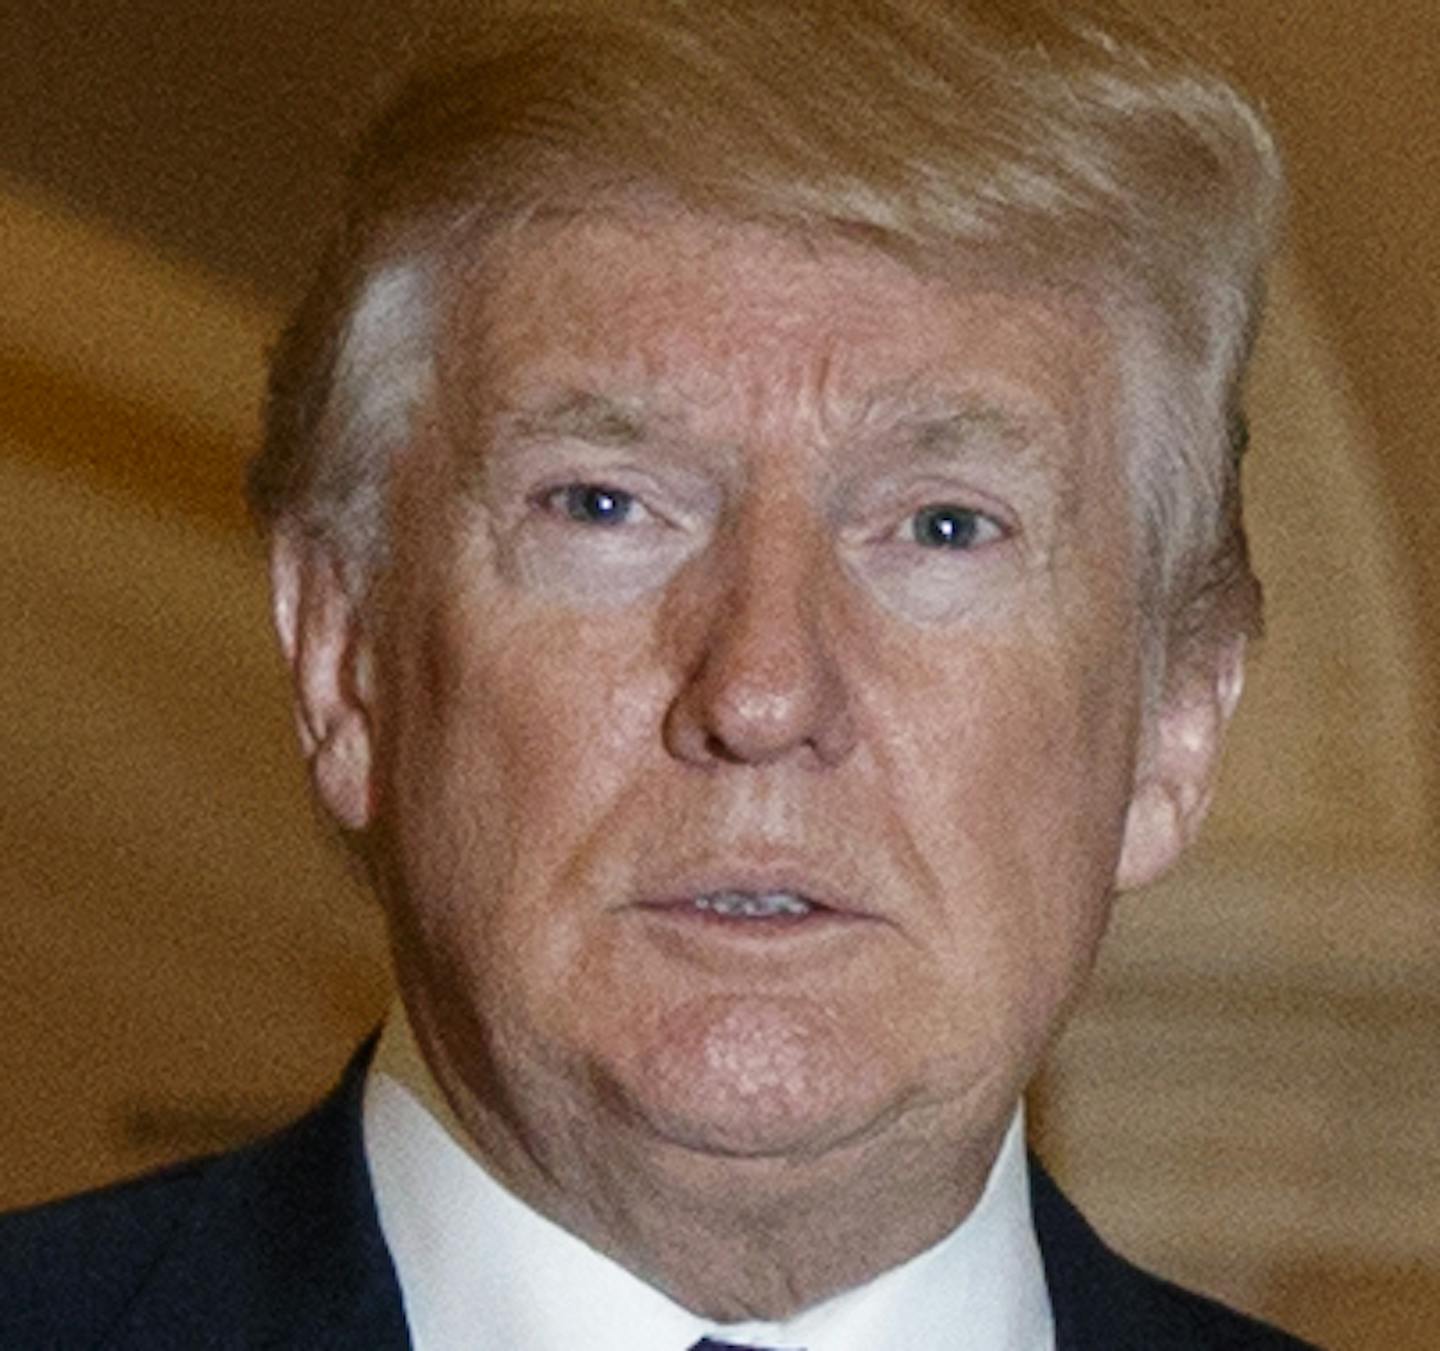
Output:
[305, 211, 1182, 1178]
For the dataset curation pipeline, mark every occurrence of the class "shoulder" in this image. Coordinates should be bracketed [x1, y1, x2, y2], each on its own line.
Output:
[0, 1042, 406, 1347]
[1029, 1159, 1322, 1350]
[0, 1152, 220, 1345]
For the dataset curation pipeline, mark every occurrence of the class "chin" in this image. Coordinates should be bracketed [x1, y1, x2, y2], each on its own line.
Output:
[600, 994, 909, 1160]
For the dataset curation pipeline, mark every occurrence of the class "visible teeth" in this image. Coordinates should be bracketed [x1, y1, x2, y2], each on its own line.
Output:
[693, 890, 814, 917]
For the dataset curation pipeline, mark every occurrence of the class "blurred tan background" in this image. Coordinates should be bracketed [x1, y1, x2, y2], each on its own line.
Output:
[1, 3, 1435, 1347]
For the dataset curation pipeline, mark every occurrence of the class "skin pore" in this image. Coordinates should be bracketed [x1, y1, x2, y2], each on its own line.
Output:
[276, 209, 1232, 1317]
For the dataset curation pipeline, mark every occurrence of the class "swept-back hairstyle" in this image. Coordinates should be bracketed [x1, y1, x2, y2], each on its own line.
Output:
[250, 0, 1283, 666]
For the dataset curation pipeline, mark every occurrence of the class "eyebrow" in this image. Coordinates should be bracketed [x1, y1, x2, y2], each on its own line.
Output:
[503, 390, 659, 448]
[846, 385, 1045, 469]
[905, 408, 1033, 456]
[482, 383, 1060, 495]
[840, 389, 1077, 520]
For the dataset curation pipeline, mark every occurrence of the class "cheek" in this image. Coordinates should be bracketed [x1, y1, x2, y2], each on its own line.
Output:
[873, 636, 1137, 965]
[376, 589, 670, 921]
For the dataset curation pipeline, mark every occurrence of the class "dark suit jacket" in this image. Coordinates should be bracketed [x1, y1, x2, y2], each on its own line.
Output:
[0, 1050, 1317, 1348]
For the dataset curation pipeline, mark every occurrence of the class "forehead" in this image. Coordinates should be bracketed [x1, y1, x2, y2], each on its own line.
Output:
[438, 210, 1117, 467]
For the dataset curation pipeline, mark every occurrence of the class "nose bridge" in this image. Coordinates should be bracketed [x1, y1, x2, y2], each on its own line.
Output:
[665, 486, 855, 767]
[724, 494, 821, 679]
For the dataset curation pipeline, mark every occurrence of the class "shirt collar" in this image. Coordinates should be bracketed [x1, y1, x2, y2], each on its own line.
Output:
[364, 1006, 1053, 1351]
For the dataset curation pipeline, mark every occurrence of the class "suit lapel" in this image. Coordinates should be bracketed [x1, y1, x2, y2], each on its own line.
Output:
[1031, 1157, 1135, 1351]
[108, 1044, 410, 1349]
[1028, 1156, 1297, 1350]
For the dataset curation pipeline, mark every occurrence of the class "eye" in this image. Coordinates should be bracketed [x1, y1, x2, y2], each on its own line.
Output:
[544, 483, 646, 527]
[907, 502, 1005, 550]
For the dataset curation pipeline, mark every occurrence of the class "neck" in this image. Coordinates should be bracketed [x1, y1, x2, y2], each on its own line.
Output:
[380, 1009, 1012, 1319]
[552, 1117, 1005, 1319]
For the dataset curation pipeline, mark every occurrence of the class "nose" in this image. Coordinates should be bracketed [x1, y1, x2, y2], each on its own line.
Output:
[663, 514, 857, 769]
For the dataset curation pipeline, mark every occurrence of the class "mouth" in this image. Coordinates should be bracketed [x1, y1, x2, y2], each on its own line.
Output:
[638, 887, 863, 931]
[688, 889, 821, 920]
[626, 871, 885, 972]
[627, 855, 883, 944]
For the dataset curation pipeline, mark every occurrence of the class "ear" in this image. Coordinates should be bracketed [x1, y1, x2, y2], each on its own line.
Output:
[1114, 638, 1246, 892]
[269, 528, 378, 832]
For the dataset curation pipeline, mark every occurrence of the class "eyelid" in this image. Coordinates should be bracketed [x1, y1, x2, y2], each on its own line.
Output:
[841, 462, 1016, 520]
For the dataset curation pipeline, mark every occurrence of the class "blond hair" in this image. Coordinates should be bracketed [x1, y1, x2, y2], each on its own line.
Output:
[250, 0, 1284, 662]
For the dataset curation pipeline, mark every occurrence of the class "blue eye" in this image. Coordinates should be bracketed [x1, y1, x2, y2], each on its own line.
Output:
[557, 484, 636, 526]
[911, 503, 996, 550]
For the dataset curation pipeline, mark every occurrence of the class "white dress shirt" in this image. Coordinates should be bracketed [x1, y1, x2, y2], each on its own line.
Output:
[364, 1009, 1054, 1350]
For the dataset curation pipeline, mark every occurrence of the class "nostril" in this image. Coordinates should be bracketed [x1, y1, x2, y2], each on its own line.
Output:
[703, 731, 742, 763]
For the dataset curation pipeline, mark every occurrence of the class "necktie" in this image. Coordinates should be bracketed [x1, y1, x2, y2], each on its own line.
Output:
[688, 1342, 793, 1351]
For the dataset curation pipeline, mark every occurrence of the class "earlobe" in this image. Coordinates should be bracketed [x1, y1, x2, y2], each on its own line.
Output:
[1114, 639, 1246, 892]
[269, 529, 378, 832]
[1114, 779, 1187, 892]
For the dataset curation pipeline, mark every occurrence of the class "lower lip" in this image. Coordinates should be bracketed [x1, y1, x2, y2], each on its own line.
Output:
[624, 903, 882, 976]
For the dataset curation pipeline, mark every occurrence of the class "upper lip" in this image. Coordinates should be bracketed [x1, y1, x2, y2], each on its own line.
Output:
[629, 851, 878, 919]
